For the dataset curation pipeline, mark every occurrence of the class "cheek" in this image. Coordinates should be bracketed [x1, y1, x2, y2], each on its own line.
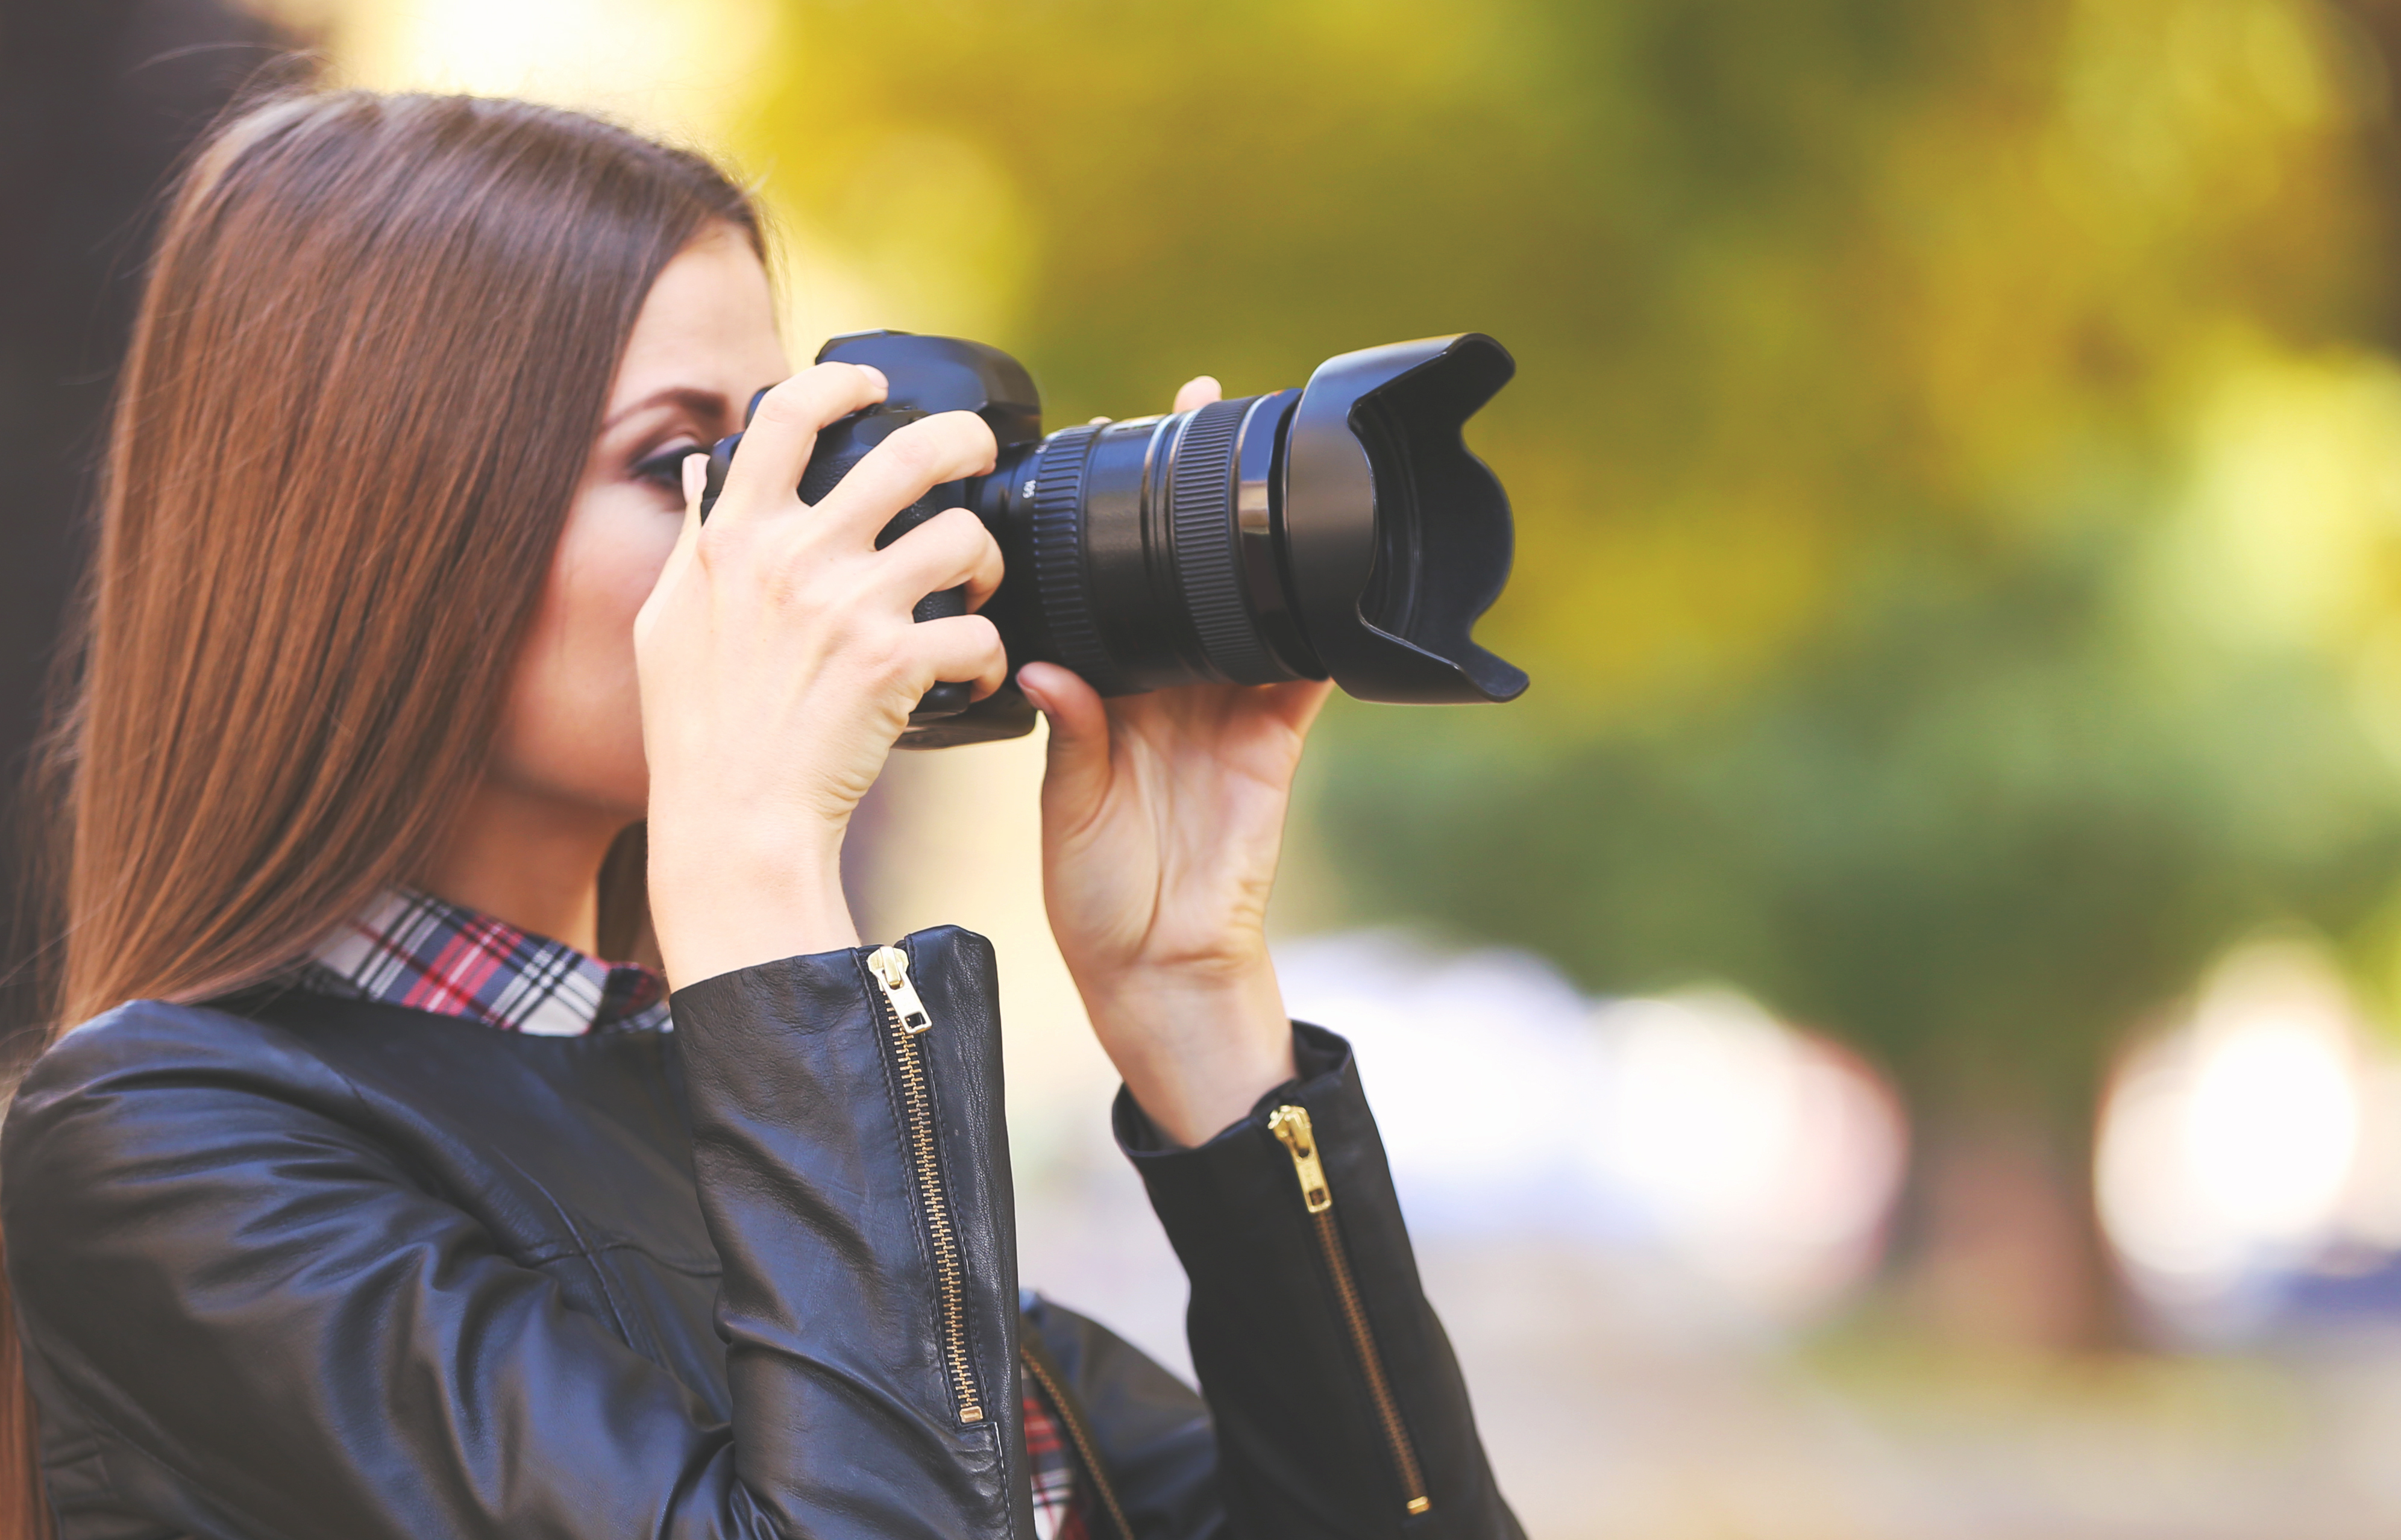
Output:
[492, 498, 679, 808]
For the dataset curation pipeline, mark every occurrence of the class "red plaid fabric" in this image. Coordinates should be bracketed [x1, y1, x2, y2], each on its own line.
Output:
[303, 888, 667, 1035]
[1023, 1379, 1088, 1540]
[302, 887, 1088, 1534]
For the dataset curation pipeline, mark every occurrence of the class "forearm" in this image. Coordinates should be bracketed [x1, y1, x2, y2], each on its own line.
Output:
[1119, 1024, 1524, 1539]
[672, 927, 1031, 1537]
[1079, 957, 1296, 1148]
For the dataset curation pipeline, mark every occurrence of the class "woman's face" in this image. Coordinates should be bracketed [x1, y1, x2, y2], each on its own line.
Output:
[489, 223, 790, 824]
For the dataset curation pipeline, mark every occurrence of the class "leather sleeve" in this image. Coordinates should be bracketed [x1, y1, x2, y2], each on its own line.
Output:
[1, 925, 1028, 1540]
[1116, 1023, 1524, 1540]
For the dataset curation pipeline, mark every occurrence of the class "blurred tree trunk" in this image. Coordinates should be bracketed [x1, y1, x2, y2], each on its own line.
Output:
[1897, 1112, 2129, 1353]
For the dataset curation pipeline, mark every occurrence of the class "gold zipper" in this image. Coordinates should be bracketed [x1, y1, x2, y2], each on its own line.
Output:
[867, 945, 983, 1424]
[1019, 1344, 1134, 1540]
[1268, 1104, 1431, 1517]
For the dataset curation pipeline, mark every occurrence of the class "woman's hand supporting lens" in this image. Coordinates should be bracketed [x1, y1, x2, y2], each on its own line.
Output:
[1020, 377, 1336, 1148]
[633, 361, 1005, 988]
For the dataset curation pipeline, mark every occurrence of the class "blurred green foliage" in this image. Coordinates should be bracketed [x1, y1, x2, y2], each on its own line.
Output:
[742, 0, 2401, 1122]
[1316, 542, 2401, 1117]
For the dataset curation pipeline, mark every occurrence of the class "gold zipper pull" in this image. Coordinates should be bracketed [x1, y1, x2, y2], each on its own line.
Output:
[1268, 1104, 1332, 1212]
[1273, 1103, 1431, 1518]
[866, 946, 932, 1034]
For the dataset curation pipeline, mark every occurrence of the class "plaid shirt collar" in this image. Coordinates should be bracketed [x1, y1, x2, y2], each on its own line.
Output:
[301, 887, 669, 1036]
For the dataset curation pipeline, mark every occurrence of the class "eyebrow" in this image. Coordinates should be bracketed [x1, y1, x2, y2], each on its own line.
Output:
[601, 385, 733, 433]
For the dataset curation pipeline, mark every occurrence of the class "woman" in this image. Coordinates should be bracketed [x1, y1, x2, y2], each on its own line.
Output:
[0, 90, 1519, 1539]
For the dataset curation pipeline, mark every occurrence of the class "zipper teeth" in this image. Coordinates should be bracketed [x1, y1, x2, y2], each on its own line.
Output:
[1273, 1105, 1431, 1518]
[1308, 1207, 1430, 1513]
[877, 969, 984, 1424]
[1020, 1347, 1134, 1540]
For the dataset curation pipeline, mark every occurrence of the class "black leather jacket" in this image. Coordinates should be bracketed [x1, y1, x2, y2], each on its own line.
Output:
[3, 925, 1521, 1538]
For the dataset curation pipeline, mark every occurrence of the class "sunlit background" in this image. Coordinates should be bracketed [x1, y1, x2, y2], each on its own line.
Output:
[34, 0, 2401, 1533]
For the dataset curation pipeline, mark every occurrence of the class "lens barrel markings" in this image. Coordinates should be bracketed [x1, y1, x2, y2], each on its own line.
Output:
[1168, 396, 1284, 686]
[1026, 424, 1130, 695]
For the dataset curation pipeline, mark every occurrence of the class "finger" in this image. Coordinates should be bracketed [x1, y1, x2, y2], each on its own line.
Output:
[1173, 375, 1222, 413]
[812, 410, 998, 540]
[910, 613, 1009, 701]
[1017, 661, 1113, 818]
[876, 507, 1005, 613]
[635, 452, 709, 648]
[1264, 677, 1336, 736]
[716, 362, 890, 524]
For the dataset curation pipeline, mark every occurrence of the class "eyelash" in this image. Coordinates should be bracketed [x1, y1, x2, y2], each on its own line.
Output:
[632, 443, 701, 492]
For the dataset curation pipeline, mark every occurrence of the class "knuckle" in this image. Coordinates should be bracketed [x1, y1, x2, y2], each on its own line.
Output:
[762, 535, 834, 597]
[746, 389, 811, 434]
[950, 409, 998, 448]
[755, 371, 813, 410]
[879, 430, 941, 478]
[694, 522, 739, 569]
[753, 363, 870, 428]
[865, 631, 917, 685]
[812, 585, 862, 628]
[938, 410, 997, 462]
[931, 506, 984, 546]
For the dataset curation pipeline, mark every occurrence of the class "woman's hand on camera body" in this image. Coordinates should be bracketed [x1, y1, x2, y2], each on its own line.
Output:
[634, 361, 1005, 988]
[1020, 375, 1335, 1148]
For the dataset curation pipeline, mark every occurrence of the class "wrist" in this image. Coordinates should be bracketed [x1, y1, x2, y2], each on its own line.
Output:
[649, 819, 858, 988]
[1078, 958, 1298, 1147]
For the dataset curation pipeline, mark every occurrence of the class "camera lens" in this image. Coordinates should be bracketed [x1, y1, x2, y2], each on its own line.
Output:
[1009, 389, 1312, 696]
[706, 331, 1530, 747]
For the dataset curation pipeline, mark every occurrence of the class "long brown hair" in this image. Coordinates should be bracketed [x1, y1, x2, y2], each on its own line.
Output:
[2, 89, 759, 1535]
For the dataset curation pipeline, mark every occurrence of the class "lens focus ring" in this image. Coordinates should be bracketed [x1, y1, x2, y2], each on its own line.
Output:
[1027, 424, 1132, 695]
[1170, 398, 1283, 685]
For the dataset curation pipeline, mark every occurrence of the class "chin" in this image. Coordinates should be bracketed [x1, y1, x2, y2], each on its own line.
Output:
[491, 762, 649, 831]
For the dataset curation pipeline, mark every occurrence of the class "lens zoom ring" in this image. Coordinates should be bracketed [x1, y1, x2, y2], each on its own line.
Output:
[1170, 398, 1281, 684]
[1028, 425, 1131, 695]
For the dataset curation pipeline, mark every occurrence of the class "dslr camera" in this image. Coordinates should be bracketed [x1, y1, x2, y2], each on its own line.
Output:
[702, 330, 1527, 747]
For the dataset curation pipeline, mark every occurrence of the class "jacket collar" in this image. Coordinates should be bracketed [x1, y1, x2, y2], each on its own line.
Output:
[300, 887, 667, 1036]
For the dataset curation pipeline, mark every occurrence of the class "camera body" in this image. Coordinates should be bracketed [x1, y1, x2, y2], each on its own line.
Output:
[702, 330, 1527, 749]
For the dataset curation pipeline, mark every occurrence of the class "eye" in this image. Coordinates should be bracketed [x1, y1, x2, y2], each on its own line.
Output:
[632, 442, 701, 493]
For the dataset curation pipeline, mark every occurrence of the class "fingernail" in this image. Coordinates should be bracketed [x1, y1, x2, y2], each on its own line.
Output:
[858, 365, 889, 392]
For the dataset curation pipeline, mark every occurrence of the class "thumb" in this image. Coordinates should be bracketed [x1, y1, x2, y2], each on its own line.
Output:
[1018, 662, 1113, 827]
